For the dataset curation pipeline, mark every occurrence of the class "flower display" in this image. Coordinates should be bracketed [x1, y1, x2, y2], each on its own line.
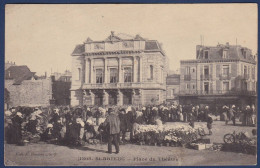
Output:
[134, 123, 204, 146]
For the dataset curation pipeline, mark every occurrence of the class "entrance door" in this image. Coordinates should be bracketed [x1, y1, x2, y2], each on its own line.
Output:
[95, 94, 103, 106]
[123, 91, 132, 105]
[109, 93, 117, 105]
[204, 82, 209, 94]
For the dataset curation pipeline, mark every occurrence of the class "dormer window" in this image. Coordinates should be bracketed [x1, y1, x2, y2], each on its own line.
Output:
[223, 50, 227, 58]
[204, 51, 209, 59]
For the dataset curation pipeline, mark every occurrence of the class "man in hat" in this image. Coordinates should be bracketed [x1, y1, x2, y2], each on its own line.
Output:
[103, 108, 120, 154]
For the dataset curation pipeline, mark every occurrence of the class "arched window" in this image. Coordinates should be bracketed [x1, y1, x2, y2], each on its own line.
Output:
[78, 68, 81, 81]
[150, 65, 153, 79]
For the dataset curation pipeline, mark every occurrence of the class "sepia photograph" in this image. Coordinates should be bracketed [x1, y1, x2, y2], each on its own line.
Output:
[4, 4, 258, 166]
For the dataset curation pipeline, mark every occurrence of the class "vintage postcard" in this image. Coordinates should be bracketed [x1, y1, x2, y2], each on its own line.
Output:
[4, 4, 257, 166]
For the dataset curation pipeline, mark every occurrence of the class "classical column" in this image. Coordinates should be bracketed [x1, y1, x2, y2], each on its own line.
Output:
[103, 90, 109, 105]
[90, 90, 95, 105]
[139, 56, 143, 82]
[90, 58, 94, 83]
[133, 56, 138, 83]
[118, 57, 122, 83]
[117, 89, 123, 106]
[104, 58, 108, 83]
[131, 89, 136, 105]
[139, 89, 144, 105]
[85, 58, 89, 84]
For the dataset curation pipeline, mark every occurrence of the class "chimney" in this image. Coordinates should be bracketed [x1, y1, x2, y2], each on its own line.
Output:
[14, 62, 15, 65]
[226, 42, 229, 46]
[45, 72, 47, 77]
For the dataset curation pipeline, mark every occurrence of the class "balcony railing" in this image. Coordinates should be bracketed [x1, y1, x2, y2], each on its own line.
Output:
[184, 74, 191, 81]
[82, 82, 166, 90]
[179, 90, 256, 96]
[200, 74, 212, 80]
[219, 74, 231, 80]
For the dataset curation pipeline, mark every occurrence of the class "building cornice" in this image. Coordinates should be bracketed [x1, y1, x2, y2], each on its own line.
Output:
[180, 59, 256, 65]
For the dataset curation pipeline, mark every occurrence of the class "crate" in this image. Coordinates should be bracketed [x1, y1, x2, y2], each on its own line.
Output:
[194, 144, 206, 150]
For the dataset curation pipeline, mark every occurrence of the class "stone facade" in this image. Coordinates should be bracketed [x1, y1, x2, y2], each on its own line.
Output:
[5, 79, 52, 107]
[179, 43, 257, 108]
[70, 32, 168, 106]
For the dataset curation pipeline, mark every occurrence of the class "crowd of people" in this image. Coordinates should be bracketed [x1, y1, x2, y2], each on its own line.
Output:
[4, 103, 257, 153]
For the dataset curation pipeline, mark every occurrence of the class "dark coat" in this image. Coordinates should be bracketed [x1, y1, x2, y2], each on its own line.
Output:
[118, 113, 127, 132]
[103, 113, 120, 135]
[8, 116, 23, 144]
[50, 113, 59, 123]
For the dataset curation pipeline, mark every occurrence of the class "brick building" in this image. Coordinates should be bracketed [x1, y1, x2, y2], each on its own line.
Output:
[179, 43, 257, 108]
[5, 65, 52, 107]
[166, 74, 180, 104]
[70, 32, 168, 106]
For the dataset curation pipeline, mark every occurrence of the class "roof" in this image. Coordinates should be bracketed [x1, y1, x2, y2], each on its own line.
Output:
[5, 66, 36, 85]
[71, 44, 85, 55]
[72, 32, 164, 56]
[166, 74, 180, 85]
[196, 44, 256, 64]
[145, 40, 161, 50]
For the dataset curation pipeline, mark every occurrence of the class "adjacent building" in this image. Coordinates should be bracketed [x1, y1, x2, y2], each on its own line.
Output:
[51, 70, 72, 106]
[5, 65, 52, 107]
[70, 32, 169, 106]
[179, 43, 257, 108]
[166, 74, 180, 104]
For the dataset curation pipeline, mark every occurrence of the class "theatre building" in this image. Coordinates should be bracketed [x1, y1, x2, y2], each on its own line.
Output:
[179, 43, 257, 108]
[70, 32, 168, 106]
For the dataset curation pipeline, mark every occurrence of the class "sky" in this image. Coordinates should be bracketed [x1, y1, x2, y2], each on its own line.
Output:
[5, 4, 258, 76]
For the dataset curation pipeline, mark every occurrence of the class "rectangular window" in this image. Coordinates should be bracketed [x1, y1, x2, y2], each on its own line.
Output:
[150, 65, 154, 79]
[223, 82, 229, 91]
[192, 84, 195, 89]
[222, 65, 229, 76]
[204, 66, 209, 79]
[124, 67, 132, 83]
[96, 69, 103, 83]
[204, 82, 209, 94]
[204, 51, 209, 59]
[185, 67, 190, 75]
[110, 68, 118, 83]
[172, 89, 175, 96]
[244, 66, 248, 78]
[186, 84, 190, 89]
[252, 67, 255, 79]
